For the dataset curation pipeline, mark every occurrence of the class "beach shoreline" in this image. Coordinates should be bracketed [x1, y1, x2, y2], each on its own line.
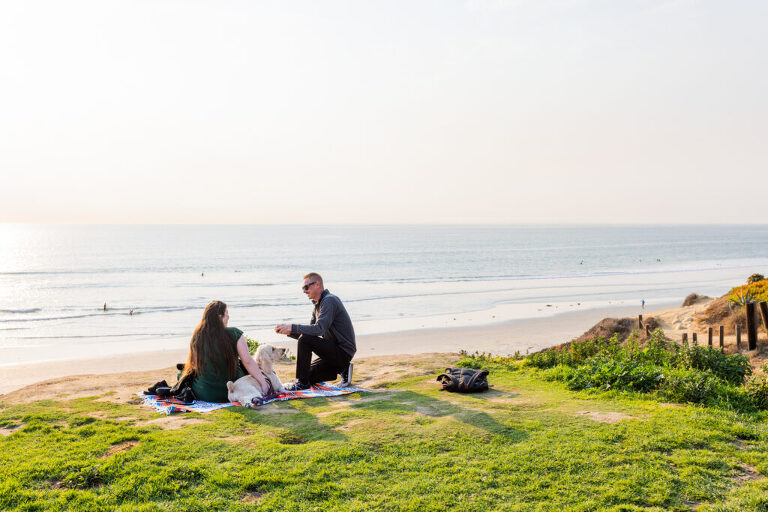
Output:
[0, 301, 674, 395]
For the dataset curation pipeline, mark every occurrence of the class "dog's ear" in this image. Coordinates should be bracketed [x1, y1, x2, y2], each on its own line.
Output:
[255, 346, 268, 367]
[226, 381, 234, 392]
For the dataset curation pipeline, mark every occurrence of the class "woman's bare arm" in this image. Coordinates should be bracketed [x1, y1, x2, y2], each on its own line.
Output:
[236, 336, 268, 393]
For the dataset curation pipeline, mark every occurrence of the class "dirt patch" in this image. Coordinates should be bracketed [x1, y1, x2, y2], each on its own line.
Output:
[731, 439, 755, 451]
[576, 410, 636, 423]
[214, 435, 254, 444]
[733, 463, 763, 483]
[0, 426, 21, 436]
[1, 367, 179, 405]
[137, 416, 208, 430]
[242, 491, 263, 504]
[87, 411, 137, 422]
[257, 405, 302, 415]
[416, 405, 449, 417]
[336, 418, 368, 431]
[100, 440, 139, 458]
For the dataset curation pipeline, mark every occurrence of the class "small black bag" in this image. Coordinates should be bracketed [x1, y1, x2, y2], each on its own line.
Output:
[436, 367, 489, 393]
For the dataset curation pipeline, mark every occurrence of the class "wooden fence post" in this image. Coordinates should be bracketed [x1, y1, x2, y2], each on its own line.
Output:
[719, 325, 724, 352]
[760, 301, 768, 332]
[736, 324, 741, 350]
[682, 333, 688, 343]
[693, 332, 698, 343]
[708, 327, 713, 347]
[645, 325, 650, 337]
[747, 301, 758, 351]
[638, 315, 643, 329]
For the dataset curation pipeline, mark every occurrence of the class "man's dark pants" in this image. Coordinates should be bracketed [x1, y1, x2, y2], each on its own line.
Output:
[296, 334, 351, 384]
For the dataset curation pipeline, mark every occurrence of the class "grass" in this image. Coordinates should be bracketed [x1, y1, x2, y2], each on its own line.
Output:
[1, 361, 768, 511]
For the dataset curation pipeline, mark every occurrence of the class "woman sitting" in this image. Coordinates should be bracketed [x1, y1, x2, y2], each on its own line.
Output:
[181, 300, 267, 402]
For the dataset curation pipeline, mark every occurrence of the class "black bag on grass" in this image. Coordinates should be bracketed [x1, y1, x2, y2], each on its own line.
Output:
[436, 367, 489, 393]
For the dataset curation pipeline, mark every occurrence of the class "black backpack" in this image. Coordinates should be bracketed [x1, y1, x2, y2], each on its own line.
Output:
[436, 367, 489, 393]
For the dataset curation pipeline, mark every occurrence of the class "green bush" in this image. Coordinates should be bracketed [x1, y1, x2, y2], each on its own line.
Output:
[673, 342, 751, 385]
[566, 357, 663, 392]
[245, 336, 260, 355]
[657, 367, 723, 404]
[456, 350, 522, 371]
[746, 367, 768, 410]
[457, 329, 764, 412]
[526, 336, 614, 369]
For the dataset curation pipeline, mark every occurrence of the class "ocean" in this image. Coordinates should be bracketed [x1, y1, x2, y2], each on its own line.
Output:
[2, 224, 767, 365]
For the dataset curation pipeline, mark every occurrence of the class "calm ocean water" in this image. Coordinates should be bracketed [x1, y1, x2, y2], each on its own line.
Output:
[2, 224, 768, 363]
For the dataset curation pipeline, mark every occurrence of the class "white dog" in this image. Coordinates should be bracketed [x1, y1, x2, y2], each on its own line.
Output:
[254, 344, 288, 395]
[226, 375, 264, 407]
[226, 344, 288, 407]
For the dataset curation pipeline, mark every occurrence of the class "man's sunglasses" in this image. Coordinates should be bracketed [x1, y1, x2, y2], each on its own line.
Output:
[302, 281, 317, 291]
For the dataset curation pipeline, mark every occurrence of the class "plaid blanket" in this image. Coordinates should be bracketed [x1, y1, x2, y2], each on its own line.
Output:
[138, 383, 369, 415]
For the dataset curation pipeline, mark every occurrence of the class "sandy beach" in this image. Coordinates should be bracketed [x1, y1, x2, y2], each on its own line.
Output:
[1, 302, 672, 397]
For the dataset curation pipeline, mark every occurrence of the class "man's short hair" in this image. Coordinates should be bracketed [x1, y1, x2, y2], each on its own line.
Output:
[303, 272, 323, 288]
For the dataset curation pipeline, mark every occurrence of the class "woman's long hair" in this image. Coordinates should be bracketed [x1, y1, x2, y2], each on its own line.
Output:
[182, 300, 237, 380]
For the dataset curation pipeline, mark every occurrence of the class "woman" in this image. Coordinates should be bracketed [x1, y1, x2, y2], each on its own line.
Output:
[181, 300, 268, 402]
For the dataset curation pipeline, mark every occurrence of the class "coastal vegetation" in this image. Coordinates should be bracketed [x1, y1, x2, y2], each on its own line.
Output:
[2, 346, 768, 511]
[463, 331, 768, 413]
[729, 279, 768, 307]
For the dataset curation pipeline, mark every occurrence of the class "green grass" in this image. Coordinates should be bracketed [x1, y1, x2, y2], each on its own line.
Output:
[1, 365, 767, 511]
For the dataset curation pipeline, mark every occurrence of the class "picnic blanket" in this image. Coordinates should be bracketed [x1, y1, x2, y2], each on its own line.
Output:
[138, 383, 369, 415]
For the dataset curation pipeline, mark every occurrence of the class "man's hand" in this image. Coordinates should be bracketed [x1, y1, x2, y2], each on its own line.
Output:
[274, 324, 292, 336]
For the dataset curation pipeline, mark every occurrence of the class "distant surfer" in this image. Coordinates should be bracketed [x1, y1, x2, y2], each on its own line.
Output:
[129, 309, 134, 316]
[641, 299, 645, 310]
[103, 302, 107, 311]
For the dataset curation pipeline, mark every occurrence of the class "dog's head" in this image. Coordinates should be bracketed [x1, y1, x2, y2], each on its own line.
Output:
[255, 344, 288, 367]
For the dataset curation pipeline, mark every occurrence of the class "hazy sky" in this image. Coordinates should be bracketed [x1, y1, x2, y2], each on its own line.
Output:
[1, 1, 766, 224]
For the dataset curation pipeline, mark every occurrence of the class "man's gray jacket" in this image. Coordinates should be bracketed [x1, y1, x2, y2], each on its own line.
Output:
[289, 289, 356, 359]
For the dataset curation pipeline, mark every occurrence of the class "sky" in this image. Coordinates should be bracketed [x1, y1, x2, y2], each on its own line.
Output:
[1, 0, 766, 224]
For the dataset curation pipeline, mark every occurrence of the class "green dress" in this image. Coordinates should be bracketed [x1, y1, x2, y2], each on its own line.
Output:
[191, 327, 247, 402]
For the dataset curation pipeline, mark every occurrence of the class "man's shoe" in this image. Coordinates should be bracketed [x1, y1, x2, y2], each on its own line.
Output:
[338, 362, 353, 388]
[285, 381, 311, 392]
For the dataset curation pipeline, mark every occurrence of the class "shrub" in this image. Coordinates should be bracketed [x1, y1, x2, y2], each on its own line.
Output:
[657, 368, 723, 404]
[682, 293, 701, 307]
[729, 279, 768, 305]
[745, 363, 768, 410]
[526, 335, 617, 369]
[566, 357, 663, 392]
[674, 342, 752, 385]
[456, 351, 522, 371]
[515, 328, 761, 411]
[729, 290, 755, 309]
[747, 273, 765, 284]
[245, 336, 260, 355]
[538, 364, 575, 382]
[746, 374, 768, 410]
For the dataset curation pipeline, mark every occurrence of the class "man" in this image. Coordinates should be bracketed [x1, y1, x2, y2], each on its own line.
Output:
[275, 272, 356, 390]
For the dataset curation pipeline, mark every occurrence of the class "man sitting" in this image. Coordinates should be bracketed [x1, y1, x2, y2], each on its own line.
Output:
[274, 272, 356, 390]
